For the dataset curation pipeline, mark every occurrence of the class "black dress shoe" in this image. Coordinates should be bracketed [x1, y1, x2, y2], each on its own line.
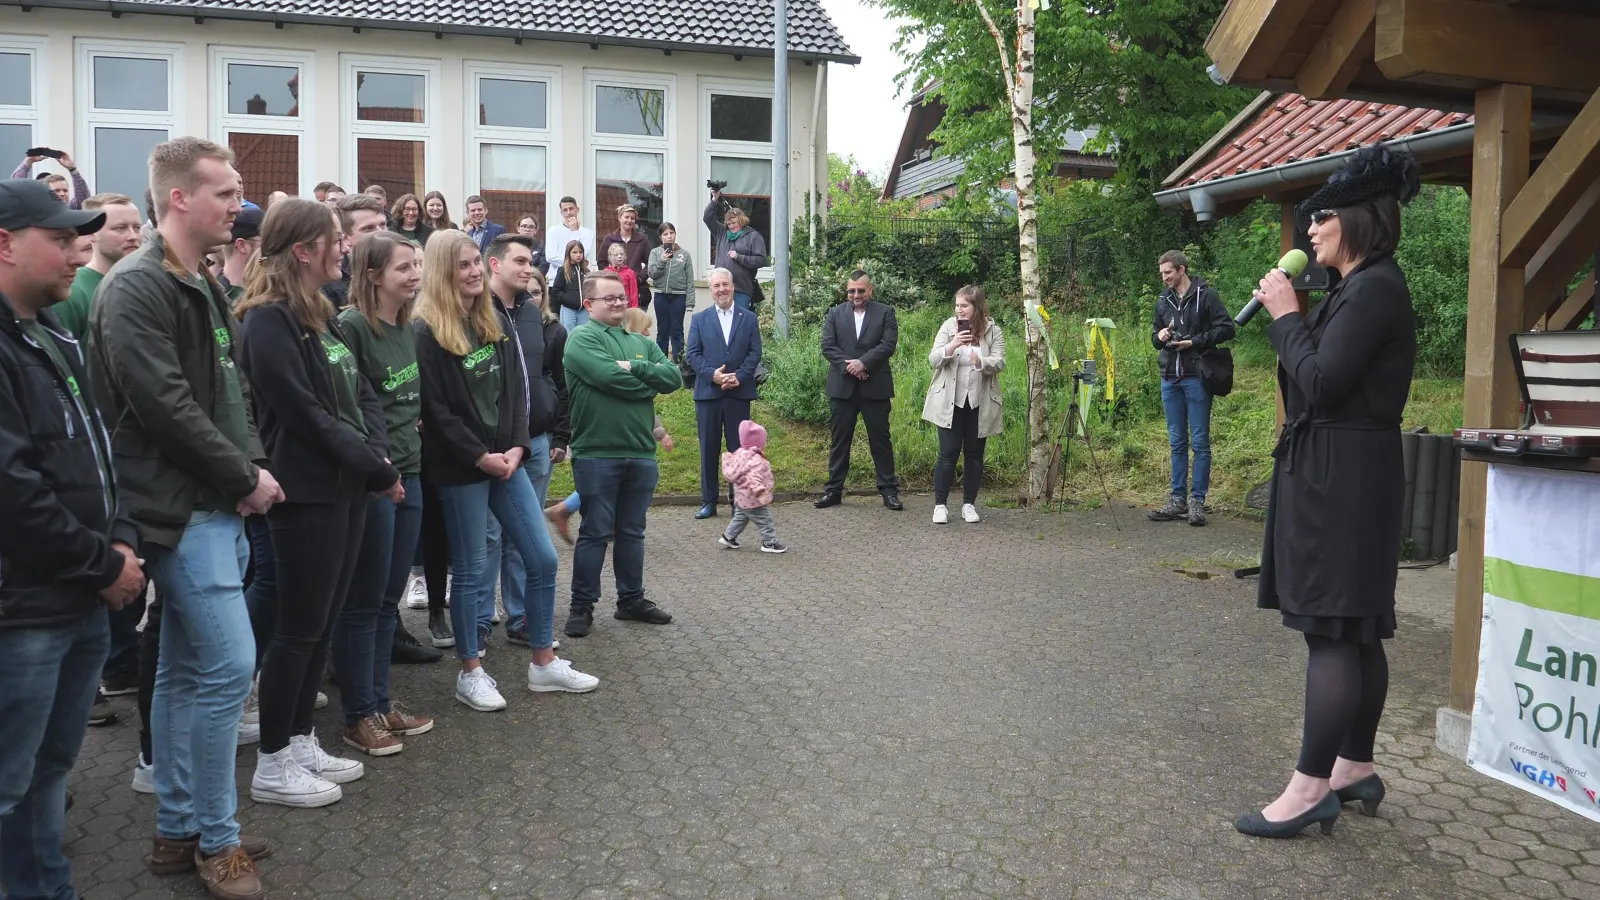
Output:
[392, 621, 442, 664]
[1234, 792, 1341, 838]
[565, 606, 594, 638]
[814, 492, 842, 509]
[1334, 774, 1386, 817]
[694, 504, 716, 519]
[615, 600, 673, 625]
[883, 493, 904, 511]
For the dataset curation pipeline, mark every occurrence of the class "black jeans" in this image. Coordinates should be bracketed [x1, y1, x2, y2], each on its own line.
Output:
[825, 395, 898, 495]
[934, 403, 986, 506]
[257, 497, 367, 753]
[421, 478, 450, 614]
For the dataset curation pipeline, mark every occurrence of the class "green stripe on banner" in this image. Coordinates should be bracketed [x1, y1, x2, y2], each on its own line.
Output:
[1485, 557, 1600, 621]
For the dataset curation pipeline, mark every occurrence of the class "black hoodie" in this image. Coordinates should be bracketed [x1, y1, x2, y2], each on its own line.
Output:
[494, 291, 572, 453]
[1151, 275, 1235, 383]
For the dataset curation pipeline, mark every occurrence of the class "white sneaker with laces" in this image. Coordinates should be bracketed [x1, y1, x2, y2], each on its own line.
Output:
[131, 753, 154, 795]
[527, 658, 600, 693]
[932, 504, 949, 525]
[404, 573, 429, 610]
[251, 747, 342, 808]
[962, 503, 981, 523]
[289, 731, 365, 784]
[456, 669, 507, 711]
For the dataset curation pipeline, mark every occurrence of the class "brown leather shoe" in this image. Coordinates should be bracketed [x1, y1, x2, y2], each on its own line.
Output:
[196, 845, 265, 900]
[148, 834, 273, 875]
[381, 702, 435, 736]
[343, 715, 404, 756]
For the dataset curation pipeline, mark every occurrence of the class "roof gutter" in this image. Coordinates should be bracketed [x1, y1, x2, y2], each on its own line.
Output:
[2, 0, 864, 64]
[1153, 122, 1475, 221]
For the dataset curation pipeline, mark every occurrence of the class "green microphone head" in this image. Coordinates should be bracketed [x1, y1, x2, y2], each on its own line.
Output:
[1278, 248, 1309, 278]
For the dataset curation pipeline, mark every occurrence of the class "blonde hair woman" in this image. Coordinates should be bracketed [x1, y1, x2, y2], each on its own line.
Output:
[413, 231, 596, 713]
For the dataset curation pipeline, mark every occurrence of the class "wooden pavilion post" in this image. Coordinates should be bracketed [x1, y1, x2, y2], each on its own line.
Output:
[1447, 84, 1532, 722]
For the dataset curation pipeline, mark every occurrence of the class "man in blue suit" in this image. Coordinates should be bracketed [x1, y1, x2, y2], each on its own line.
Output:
[463, 195, 506, 254]
[686, 267, 762, 519]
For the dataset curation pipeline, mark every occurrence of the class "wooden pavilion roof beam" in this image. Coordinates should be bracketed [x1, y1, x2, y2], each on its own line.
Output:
[1375, 0, 1600, 94]
[1521, 176, 1600, 315]
[1295, 0, 1374, 99]
[1500, 87, 1600, 268]
[1545, 271, 1597, 332]
[1206, 0, 1318, 84]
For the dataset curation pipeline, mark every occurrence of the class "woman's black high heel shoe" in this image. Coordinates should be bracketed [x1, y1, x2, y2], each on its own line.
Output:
[1234, 791, 1342, 838]
[1335, 773, 1385, 817]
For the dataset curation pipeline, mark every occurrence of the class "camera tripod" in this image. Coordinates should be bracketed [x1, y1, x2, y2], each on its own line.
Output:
[1043, 361, 1119, 527]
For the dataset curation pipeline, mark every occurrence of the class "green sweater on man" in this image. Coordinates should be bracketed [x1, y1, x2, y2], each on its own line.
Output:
[564, 320, 682, 459]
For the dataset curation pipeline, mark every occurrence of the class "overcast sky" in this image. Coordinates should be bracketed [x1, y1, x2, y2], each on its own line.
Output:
[818, 0, 915, 177]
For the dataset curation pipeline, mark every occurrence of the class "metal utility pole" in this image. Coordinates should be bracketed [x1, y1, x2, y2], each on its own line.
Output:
[772, 0, 791, 339]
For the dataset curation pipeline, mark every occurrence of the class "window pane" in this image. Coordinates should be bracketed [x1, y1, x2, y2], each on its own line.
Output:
[94, 56, 168, 112]
[356, 72, 425, 124]
[479, 78, 546, 129]
[228, 64, 300, 117]
[710, 94, 772, 143]
[479, 143, 546, 232]
[357, 138, 424, 202]
[595, 86, 664, 137]
[594, 149, 663, 238]
[0, 53, 30, 106]
[0, 124, 31, 172]
[710, 156, 771, 252]
[229, 132, 299, 203]
[95, 127, 168, 200]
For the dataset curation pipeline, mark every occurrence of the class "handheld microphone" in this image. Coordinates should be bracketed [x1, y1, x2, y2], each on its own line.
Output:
[1234, 248, 1309, 326]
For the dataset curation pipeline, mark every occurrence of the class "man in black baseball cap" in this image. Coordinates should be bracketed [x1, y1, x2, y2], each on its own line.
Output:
[219, 205, 263, 304]
[0, 176, 144, 900]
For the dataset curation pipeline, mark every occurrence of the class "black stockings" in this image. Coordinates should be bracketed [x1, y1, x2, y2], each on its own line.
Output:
[1296, 634, 1389, 779]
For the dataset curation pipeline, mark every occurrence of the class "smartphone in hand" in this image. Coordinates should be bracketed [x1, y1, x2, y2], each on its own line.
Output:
[956, 317, 972, 333]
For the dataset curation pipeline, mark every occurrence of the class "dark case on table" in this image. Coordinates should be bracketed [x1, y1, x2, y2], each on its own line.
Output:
[1455, 331, 1600, 458]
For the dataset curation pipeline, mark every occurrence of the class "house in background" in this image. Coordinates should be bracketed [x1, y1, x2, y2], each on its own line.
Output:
[881, 87, 1117, 208]
[0, 0, 857, 279]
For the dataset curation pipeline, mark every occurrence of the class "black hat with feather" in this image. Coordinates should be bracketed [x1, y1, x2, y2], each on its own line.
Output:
[1297, 144, 1422, 228]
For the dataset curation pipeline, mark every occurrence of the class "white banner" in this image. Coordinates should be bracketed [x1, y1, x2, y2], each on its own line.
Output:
[1469, 464, 1600, 821]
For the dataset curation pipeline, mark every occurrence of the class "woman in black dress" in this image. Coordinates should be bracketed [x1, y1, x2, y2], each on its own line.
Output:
[1235, 146, 1420, 838]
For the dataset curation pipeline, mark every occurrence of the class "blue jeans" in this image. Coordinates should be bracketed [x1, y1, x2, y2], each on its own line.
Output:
[1160, 375, 1213, 503]
[560, 307, 590, 332]
[571, 457, 659, 610]
[438, 467, 560, 659]
[487, 435, 552, 632]
[733, 292, 751, 311]
[146, 511, 255, 855]
[243, 513, 276, 669]
[653, 292, 687, 358]
[333, 475, 422, 723]
[0, 607, 108, 900]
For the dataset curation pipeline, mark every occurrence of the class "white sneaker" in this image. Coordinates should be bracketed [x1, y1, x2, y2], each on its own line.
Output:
[289, 731, 365, 784]
[131, 753, 154, 795]
[251, 747, 342, 808]
[237, 720, 261, 746]
[932, 504, 949, 525]
[315, 691, 328, 710]
[241, 678, 260, 726]
[527, 658, 600, 694]
[962, 503, 981, 523]
[456, 669, 507, 711]
[404, 573, 429, 610]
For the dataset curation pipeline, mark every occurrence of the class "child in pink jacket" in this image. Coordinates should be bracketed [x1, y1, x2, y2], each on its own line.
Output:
[718, 420, 786, 553]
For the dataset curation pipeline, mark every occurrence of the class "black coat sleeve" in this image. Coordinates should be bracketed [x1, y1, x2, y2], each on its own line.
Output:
[416, 325, 489, 471]
[546, 321, 572, 452]
[505, 334, 530, 453]
[1267, 273, 1402, 409]
[242, 306, 398, 491]
[1150, 295, 1169, 350]
[1192, 286, 1236, 352]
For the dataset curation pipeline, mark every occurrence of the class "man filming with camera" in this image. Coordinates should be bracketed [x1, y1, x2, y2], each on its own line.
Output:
[1149, 250, 1234, 527]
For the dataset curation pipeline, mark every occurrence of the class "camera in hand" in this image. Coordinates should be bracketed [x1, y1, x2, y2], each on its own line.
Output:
[706, 179, 728, 192]
[26, 147, 63, 160]
[1163, 335, 1191, 352]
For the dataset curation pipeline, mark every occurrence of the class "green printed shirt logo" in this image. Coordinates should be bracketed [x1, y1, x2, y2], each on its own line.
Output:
[463, 344, 497, 371]
[325, 340, 353, 366]
[65, 374, 81, 398]
[382, 361, 419, 394]
[214, 327, 231, 350]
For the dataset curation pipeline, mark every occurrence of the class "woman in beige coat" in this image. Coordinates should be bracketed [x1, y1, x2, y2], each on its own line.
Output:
[921, 285, 1006, 524]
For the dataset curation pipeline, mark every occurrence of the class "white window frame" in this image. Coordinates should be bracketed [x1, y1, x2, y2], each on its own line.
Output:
[340, 53, 441, 198]
[0, 37, 45, 172]
[75, 39, 186, 198]
[700, 78, 775, 279]
[210, 46, 316, 198]
[585, 69, 673, 237]
[465, 60, 560, 231]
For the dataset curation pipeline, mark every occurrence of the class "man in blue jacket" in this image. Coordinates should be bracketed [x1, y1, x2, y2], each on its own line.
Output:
[464, 195, 506, 254]
[0, 178, 146, 900]
[685, 267, 762, 518]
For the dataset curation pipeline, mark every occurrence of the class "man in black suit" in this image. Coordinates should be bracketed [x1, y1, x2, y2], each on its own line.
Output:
[685, 267, 762, 519]
[817, 270, 902, 510]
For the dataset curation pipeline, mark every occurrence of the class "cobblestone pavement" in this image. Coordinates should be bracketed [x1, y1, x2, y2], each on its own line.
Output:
[68, 499, 1600, 899]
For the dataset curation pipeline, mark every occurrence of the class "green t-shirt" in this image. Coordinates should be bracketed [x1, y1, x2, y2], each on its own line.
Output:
[57, 267, 103, 338]
[320, 329, 367, 438]
[20, 318, 114, 512]
[200, 297, 255, 511]
[462, 329, 502, 434]
[339, 309, 421, 476]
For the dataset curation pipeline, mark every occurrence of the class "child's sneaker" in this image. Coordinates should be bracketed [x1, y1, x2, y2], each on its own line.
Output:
[760, 542, 787, 554]
[718, 534, 741, 550]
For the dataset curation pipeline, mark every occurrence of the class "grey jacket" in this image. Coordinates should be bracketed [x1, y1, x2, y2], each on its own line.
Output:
[647, 245, 695, 295]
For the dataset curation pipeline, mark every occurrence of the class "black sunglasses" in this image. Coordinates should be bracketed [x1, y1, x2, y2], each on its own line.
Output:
[846, 288, 869, 296]
[1309, 209, 1339, 226]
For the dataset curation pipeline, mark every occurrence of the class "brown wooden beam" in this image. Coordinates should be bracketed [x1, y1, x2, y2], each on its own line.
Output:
[1523, 178, 1600, 309]
[1205, 0, 1318, 84]
[1451, 83, 1531, 715]
[1296, 0, 1376, 99]
[1548, 271, 1597, 331]
[1502, 88, 1600, 267]
[1376, 0, 1600, 93]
